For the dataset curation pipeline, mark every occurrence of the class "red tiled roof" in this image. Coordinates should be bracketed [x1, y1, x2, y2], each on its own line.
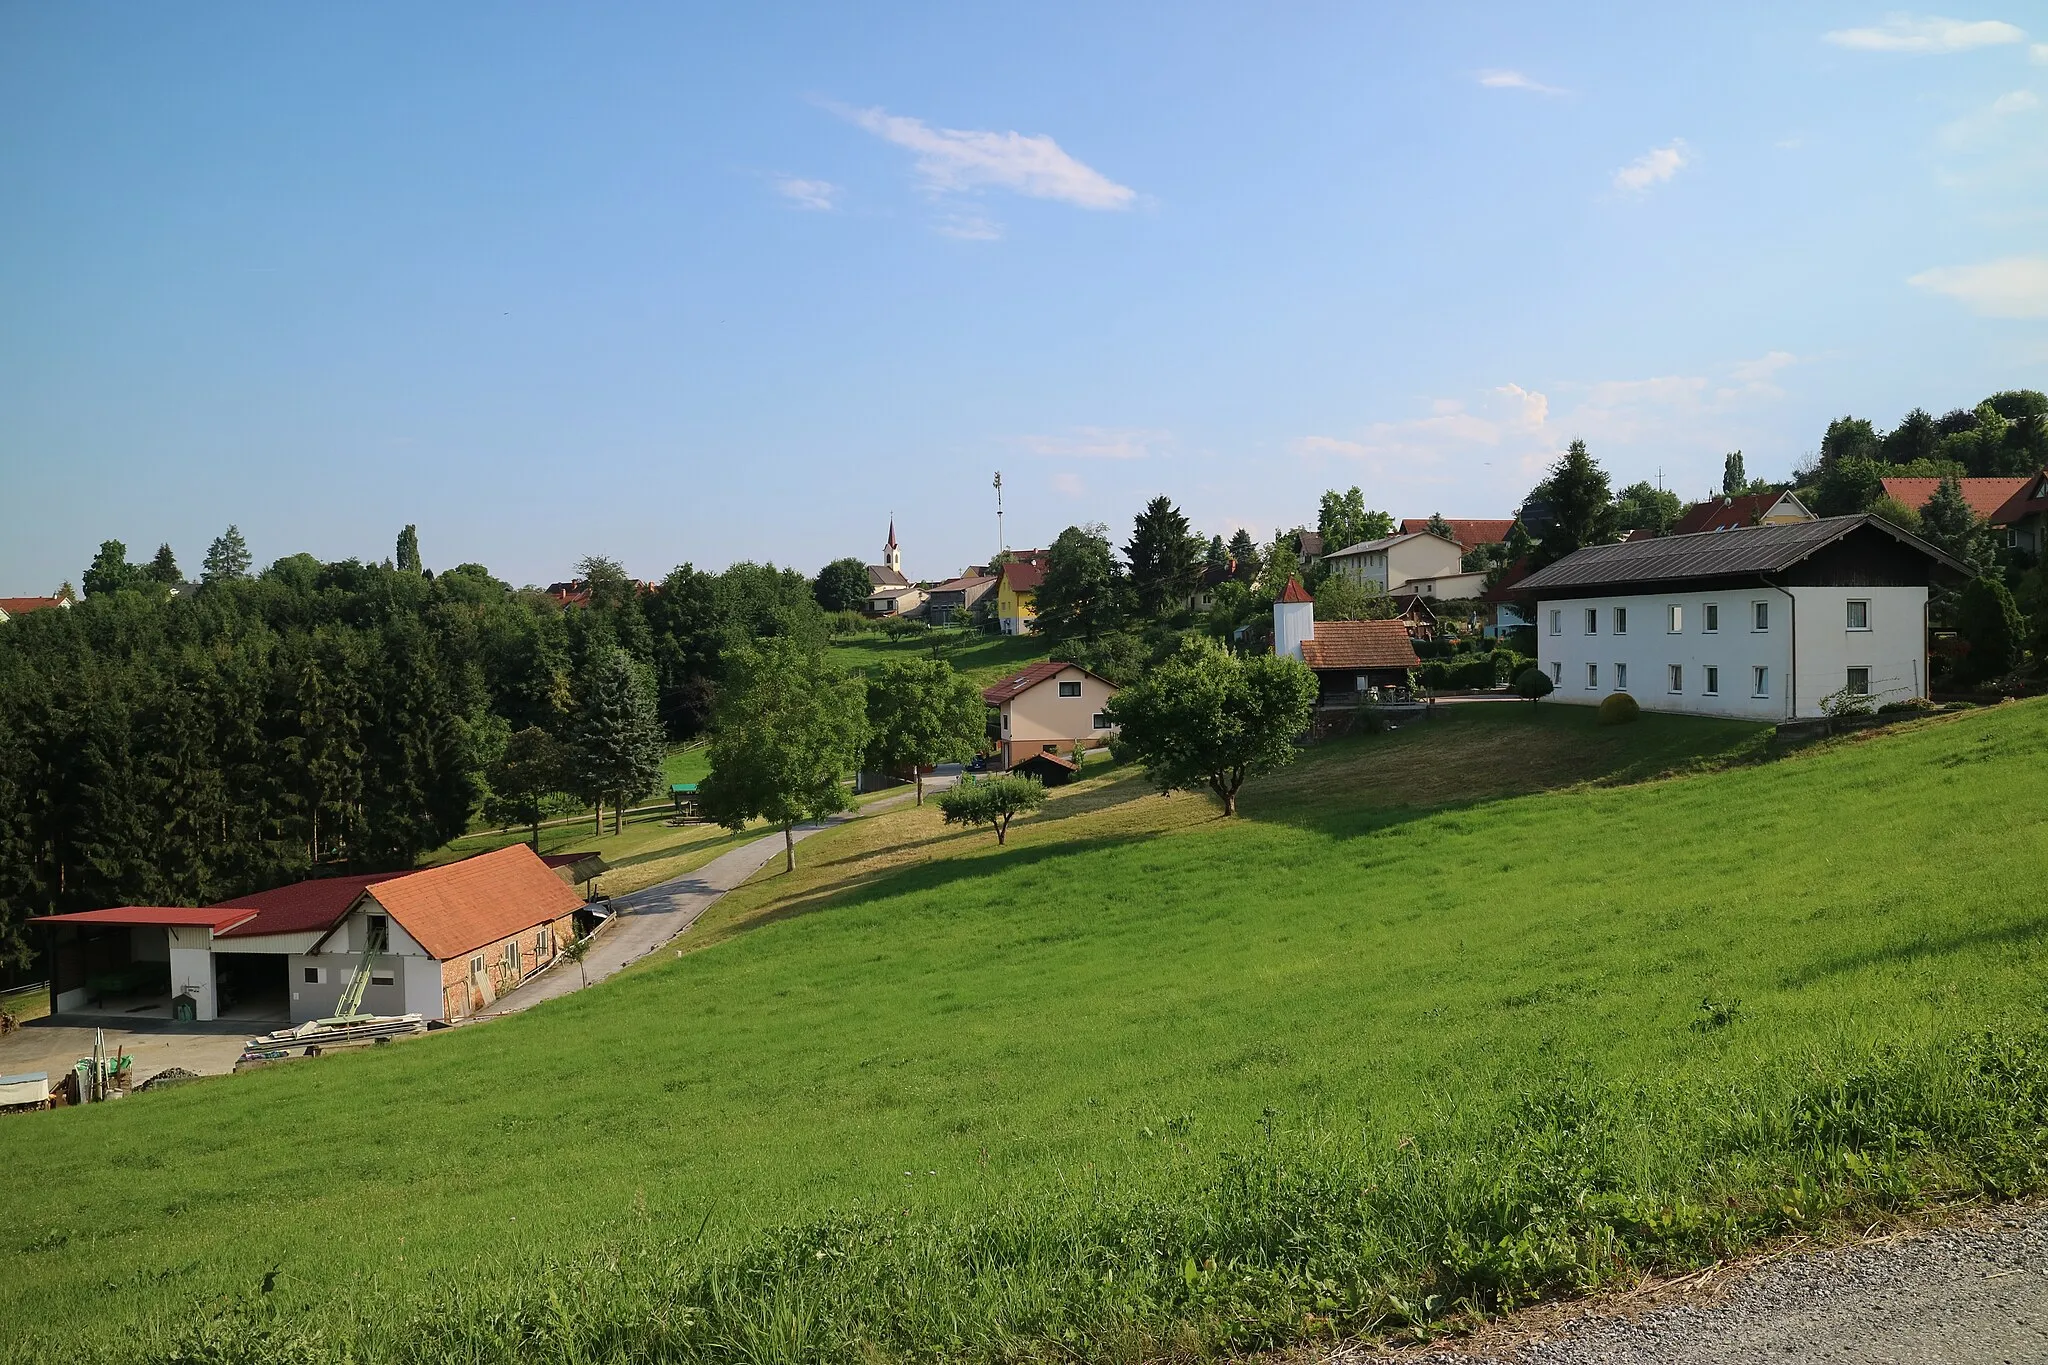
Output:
[1398, 519, 1515, 547]
[358, 844, 584, 961]
[1671, 494, 1781, 535]
[1881, 476, 2032, 523]
[32, 906, 257, 932]
[1298, 620, 1423, 671]
[983, 660, 1073, 704]
[997, 561, 1044, 593]
[0, 596, 68, 617]
[1991, 472, 2048, 523]
[212, 871, 409, 938]
[1278, 576, 1314, 603]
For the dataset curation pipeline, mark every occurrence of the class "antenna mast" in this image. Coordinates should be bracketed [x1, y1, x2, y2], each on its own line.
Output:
[993, 470, 1005, 558]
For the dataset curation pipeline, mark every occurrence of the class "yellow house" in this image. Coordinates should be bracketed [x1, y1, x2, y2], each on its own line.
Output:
[994, 559, 1044, 635]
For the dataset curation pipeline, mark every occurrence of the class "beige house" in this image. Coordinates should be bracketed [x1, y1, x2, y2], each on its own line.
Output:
[1323, 531, 1487, 599]
[983, 662, 1119, 770]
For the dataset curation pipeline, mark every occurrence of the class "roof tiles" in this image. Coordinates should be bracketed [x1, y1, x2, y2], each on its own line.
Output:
[1298, 620, 1422, 671]
[361, 843, 584, 961]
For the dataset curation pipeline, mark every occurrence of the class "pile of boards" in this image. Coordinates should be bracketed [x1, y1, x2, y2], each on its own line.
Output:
[242, 1013, 425, 1058]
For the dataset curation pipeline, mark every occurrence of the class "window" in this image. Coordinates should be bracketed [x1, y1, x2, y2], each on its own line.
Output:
[1613, 607, 1627, 635]
[1584, 608, 1598, 634]
[1550, 661, 1562, 684]
[1668, 664, 1683, 693]
[1586, 662, 1599, 689]
[537, 927, 552, 956]
[1752, 666, 1769, 698]
[1703, 603, 1719, 633]
[1549, 609, 1562, 636]
[1752, 601, 1769, 632]
[366, 913, 389, 952]
[1091, 712, 1109, 730]
[1846, 599, 1869, 630]
[1846, 666, 1870, 695]
[503, 941, 521, 972]
[1615, 663, 1629, 691]
[1057, 680, 1082, 698]
[1667, 605, 1682, 633]
[1704, 666, 1720, 695]
[303, 967, 322, 985]
[470, 955, 484, 976]
[1042, 743, 1058, 753]
[370, 969, 394, 987]
[2009, 528, 2019, 548]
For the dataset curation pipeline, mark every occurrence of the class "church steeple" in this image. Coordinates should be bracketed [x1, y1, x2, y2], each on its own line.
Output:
[884, 518, 901, 574]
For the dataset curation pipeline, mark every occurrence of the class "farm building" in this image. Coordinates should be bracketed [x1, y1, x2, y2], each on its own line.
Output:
[34, 844, 587, 1026]
[924, 572, 995, 625]
[983, 661, 1119, 769]
[1517, 513, 1968, 719]
[1272, 578, 1424, 702]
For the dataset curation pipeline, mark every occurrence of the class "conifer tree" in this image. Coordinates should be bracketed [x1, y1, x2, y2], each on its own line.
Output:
[202, 526, 253, 583]
[570, 646, 667, 835]
[1227, 528, 1260, 582]
[148, 543, 182, 585]
[1123, 497, 1202, 619]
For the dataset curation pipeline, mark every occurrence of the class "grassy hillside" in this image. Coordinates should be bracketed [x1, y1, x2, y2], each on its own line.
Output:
[8, 702, 2048, 1364]
[828, 626, 1053, 689]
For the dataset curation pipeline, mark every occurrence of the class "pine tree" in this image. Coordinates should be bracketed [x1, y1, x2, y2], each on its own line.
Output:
[1425, 512, 1455, 541]
[148, 543, 182, 586]
[1204, 535, 1229, 574]
[1124, 497, 1202, 619]
[396, 525, 422, 574]
[202, 526, 253, 584]
[571, 646, 667, 835]
[1522, 441, 1617, 569]
[1227, 529, 1260, 582]
[1920, 476, 1997, 579]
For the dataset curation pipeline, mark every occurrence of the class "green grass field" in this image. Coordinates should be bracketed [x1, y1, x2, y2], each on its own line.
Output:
[827, 627, 1053, 689]
[8, 701, 2048, 1364]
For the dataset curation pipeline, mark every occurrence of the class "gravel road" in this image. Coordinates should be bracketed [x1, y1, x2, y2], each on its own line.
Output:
[1342, 1206, 2048, 1365]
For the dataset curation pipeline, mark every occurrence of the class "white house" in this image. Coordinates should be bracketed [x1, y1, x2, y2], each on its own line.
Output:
[1322, 531, 1488, 599]
[1515, 514, 1967, 720]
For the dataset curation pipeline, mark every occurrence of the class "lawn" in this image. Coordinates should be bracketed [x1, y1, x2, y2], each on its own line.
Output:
[827, 626, 1053, 690]
[8, 701, 2048, 1364]
[429, 803, 762, 898]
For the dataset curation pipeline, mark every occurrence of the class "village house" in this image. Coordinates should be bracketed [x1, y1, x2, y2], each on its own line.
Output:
[1517, 514, 1967, 720]
[1881, 471, 2048, 557]
[34, 844, 587, 1025]
[1670, 491, 1816, 536]
[1272, 578, 1424, 703]
[982, 661, 1119, 769]
[1398, 518, 1516, 549]
[0, 594, 72, 624]
[1322, 531, 1487, 599]
[994, 554, 1047, 634]
[924, 572, 995, 626]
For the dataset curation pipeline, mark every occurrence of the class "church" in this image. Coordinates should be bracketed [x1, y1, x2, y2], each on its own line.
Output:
[862, 520, 926, 618]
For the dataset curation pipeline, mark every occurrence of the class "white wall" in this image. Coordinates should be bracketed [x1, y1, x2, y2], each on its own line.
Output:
[403, 958, 445, 1021]
[1275, 600, 1313, 661]
[168, 925, 218, 1021]
[1788, 586, 1928, 714]
[1537, 589, 1793, 720]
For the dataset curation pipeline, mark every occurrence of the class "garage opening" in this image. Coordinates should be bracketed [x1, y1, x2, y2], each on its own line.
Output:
[211, 952, 289, 1022]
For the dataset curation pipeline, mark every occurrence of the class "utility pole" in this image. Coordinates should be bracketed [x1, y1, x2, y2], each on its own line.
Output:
[993, 470, 1005, 560]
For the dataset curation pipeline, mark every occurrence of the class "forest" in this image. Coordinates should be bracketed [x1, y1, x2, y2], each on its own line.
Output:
[0, 531, 827, 968]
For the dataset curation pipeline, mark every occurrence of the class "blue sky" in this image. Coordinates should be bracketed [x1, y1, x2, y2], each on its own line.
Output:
[3, 4, 2045, 590]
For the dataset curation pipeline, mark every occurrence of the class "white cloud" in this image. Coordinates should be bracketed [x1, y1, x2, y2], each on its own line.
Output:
[840, 105, 1136, 210]
[1824, 15, 2026, 53]
[1015, 427, 1171, 460]
[935, 212, 1004, 241]
[2033, 41, 2048, 63]
[1726, 350, 1801, 396]
[1992, 89, 2042, 114]
[774, 177, 839, 211]
[1908, 255, 2048, 317]
[1613, 140, 1690, 193]
[1476, 69, 1569, 96]
[1052, 473, 1086, 499]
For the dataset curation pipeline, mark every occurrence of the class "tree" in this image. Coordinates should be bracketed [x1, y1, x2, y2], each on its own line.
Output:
[1513, 667, 1554, 708]
[560, 931, 594, 989]
[1954, 576, 2025, 683]
[201, 526, 252, 584]
[82, 541, 142, 598]
[1882, 408, 1940, 466]
[1103, 637, 1318, 816]
[812, 557, 872, 613]
[1920, 476, 1998, 579]
[1425, 512, 1455, 541]
[865, 658, 987, 804]
[147, 543, 181, 586]
[1255, 537, 1302, 600]
[1311, 574, 1394, 622]
[1227, 529, 1260, 583]
[1721, 452, 1747, 497]
[1820, 416, 1881, 470]
[1613, 482, 1681, 537]
[1034, 524, 1126, 640]
[1124, 497, 1203, 620]
[1812, 457, 1887, 518]
[483, 726, 571, 849]
[1521, 441, 1616, 569]
[396, 525, 422, 574]
[1318, 488, 1394, 552]
[570, 646, 667, 836]
[935, 775, 1046, 845]
[697, 637, 868, 871]
[1204, 535, 1230, 575]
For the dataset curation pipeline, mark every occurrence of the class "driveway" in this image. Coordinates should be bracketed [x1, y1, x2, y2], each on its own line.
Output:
[473, 774, 954, 1020]
[0, 1017, 251, 1089]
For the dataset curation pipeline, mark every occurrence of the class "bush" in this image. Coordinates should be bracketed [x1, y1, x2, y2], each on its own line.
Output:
[1598, 691, 1641, 725]
[1513, 667, 1553, 706]
[935, 775, 1047, 845]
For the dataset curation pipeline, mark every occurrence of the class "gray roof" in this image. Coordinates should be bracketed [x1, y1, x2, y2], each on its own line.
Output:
[1515, 514, 1968, 593]
[1325, 530, 1447, 558]
[866, 565, 910, 589]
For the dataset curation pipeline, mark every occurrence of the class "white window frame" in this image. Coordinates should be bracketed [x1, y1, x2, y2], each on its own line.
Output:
[1752, 665, 1769, 698]
[1550, 660, 1562, 684]
[1703, 603, 1719, 634]
[1668, 664, 1683, 693]
[1614, 662, 1629, 691]
[303, 966, 323, 985]
[1667, 604, 1682, 633]
[1613, 607, 1627, 635]
[1752, 601, 1769, 633]
[1846, 599, 1870, 631]
[470, 955, 485, 976]
[1586, 662, 1599, 689]
[1549, 609, 1562, 636]
[1704, 665, 1720, 696]
[1845, 666, 1870, 696]
[1584, 608, 1598, 635]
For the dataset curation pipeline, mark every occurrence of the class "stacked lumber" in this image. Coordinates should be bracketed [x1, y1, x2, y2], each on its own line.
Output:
[243, 1013, 425, 1054]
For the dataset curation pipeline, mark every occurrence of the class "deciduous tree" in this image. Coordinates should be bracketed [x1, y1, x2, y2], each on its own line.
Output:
[1034, 524, 1126, 640]
[812, 557, 873, 613]
[935, 774, 1046, 845]
[865, 658, 986, 804]
[483, 727, 572, 849]
[396, 525, 422, 574]
[1722, 451, 1747, 497]
[1103, 638, 1318, 816]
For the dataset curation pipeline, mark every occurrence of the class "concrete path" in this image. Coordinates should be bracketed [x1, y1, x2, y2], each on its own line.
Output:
[471, 772, 955, 1021]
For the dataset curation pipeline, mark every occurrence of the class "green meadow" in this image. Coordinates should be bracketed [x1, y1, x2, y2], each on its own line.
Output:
[7, 701, 2048, 1363]
[827, 626, 1053, 689]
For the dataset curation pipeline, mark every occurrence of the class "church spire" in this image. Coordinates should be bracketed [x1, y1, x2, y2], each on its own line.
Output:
[884, 517, 901, 574]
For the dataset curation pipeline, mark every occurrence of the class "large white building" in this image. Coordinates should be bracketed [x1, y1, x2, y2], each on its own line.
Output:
[1515, 515, 1967, 720]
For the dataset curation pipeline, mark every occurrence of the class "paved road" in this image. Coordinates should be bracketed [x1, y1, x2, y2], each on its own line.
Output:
[472, 773, 954, 1020]
[1345, 1206, 2048, 1365]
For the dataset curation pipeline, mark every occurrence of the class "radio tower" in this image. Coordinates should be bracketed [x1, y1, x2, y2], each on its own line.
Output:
[993, 470, 1006, 560]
